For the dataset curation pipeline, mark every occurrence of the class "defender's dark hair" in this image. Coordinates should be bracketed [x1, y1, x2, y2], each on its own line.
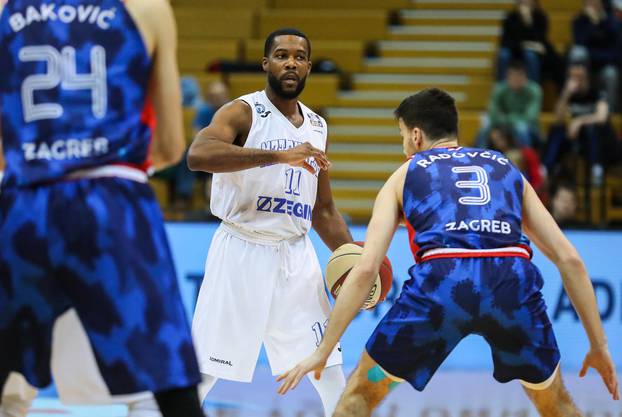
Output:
[264, 28, 311, 58]
[394, 88, 458, 141]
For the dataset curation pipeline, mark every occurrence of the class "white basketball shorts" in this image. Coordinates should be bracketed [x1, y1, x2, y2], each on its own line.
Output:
[192, 223, 343, 382]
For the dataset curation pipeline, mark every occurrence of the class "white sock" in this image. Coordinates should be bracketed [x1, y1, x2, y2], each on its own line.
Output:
[127, 397, 161, 417]
[307, 365, 346, 417]
[0, 395, 32, 417]
[198, 374, 218, 406]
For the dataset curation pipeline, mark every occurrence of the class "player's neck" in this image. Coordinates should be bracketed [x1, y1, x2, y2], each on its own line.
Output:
[265, 88, 300, 118]
[427, 138, 459, 151]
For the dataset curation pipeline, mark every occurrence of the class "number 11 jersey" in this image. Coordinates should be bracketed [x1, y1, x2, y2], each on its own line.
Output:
[0, 0, 154, 187]
[210, 90, 327, 240]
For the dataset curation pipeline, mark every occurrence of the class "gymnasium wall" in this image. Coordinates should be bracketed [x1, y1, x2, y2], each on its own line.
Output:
[166, 223, 622, 372]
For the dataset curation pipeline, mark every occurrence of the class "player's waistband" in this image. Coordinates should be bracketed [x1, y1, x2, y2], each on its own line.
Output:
[420, 246, 531, 262]
[64, 164, 149, 183]
[219, 222, 304, 246]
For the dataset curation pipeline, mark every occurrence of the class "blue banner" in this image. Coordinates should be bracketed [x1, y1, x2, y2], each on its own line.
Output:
[165, 224, 622, 372]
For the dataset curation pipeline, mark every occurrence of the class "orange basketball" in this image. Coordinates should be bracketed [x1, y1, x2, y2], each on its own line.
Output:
[325, 242, 393, 310]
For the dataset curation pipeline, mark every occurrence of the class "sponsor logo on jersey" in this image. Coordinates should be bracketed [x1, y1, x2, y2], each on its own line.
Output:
[307, 112, 324, 128]
[256, 196, 313, 221]
[416, 150, 509, 169]
[445, 219, 512, 235]
[22, 137, 109, 161]
[209, 356, 233, 366]
[9, 4, 117, 33]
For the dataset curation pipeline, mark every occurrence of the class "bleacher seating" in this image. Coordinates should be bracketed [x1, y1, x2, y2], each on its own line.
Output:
[169, 0, 621, 225]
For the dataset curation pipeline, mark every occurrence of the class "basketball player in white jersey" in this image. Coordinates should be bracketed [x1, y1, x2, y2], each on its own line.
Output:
[185, 28, 352, 415]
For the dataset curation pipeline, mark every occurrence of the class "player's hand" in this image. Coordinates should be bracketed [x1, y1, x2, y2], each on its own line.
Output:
[279, 142, 330, 174]
[580, 344, 620, 400]
[276, 350, 328, 395]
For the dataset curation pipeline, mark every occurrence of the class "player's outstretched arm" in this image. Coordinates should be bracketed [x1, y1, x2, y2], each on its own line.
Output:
[143, 0, 185, 170]
[187, 101, 329, 173]
[522, 178, 619, 400]
[276, 162, 408, 395]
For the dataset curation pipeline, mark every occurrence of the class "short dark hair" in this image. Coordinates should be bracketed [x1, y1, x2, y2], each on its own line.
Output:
[264, 28, 311, 58]
[507, 60, 526, 73]
[394, 88, 458, 141]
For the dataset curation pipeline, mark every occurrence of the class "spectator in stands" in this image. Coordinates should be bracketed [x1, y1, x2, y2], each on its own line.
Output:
[550, 182, 579, 226]
[157, 78, 230, 216]
[543, 63, 613, 187]
[497, 0, 562, 85]
[488, 126, 546, 196]
[569, 0, 621, 111]
[193, 80, 231, 133]
[476, 60, 542, 148]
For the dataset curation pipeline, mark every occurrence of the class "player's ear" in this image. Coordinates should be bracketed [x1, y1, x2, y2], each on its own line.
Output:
[261, 57, 269, 72]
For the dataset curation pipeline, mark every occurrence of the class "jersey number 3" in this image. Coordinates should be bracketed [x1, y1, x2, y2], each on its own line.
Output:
[452, 165, 491, 205]
[19, 45, 107, 122]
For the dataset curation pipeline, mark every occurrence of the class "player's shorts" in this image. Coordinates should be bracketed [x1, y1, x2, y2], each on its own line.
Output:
[192, 222, 342, 382]
[366, 250, 560, 391]
[0, 171, 201, 395]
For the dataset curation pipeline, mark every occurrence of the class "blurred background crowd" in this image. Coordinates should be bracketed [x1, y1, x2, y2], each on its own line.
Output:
[156, 0, 622, 229]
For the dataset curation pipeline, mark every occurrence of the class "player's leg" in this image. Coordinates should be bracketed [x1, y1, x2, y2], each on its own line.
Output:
[333, 351, 401, 417]
[52, 179, 203, 417]
[306, 364, 346, 416]
[197, 374, 218, 405]
[263, 236, 344, 415]
[0, 374, 37, 417]
[521, 368, 583, 417]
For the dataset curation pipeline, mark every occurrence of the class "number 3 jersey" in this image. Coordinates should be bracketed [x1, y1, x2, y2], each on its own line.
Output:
[210, 90, 327, 240]
[0, 0, 153, 187]
[403, 147, 531, 261]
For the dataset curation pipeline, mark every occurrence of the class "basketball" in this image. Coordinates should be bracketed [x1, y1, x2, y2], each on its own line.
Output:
[325, 242, 393, 310]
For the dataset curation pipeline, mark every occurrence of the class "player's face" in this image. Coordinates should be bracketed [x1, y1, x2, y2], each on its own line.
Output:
[263, 36, 311, 100]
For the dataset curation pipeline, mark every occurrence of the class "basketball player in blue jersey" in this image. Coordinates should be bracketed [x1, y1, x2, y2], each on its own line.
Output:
[0, 1, 206, 416]
[277, 88, 619, 415]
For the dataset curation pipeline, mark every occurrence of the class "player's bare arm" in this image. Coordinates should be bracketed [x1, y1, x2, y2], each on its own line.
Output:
[128, 0, 184, 170]
[277, 162, 408, 394]
[187, 101, 329, 174]
[312, 141, 352, 250]
[522, 178, 619, 400]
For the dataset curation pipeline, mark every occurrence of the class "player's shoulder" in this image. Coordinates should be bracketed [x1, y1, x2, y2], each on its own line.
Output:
[298, 101, 327, 130]
[125, 0, 174, 31]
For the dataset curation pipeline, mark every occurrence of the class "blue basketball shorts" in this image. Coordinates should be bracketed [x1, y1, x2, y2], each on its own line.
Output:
[366, 256, 560, 391]
[0, 177, 201, 395]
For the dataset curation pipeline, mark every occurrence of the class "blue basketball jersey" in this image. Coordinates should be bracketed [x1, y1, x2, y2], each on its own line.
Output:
[0, 0, 154, 187]
[403, 147, 531, 261]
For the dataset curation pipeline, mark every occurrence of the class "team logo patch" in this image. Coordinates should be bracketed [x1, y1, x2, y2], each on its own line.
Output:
[254, 102, 271, 118]
[308, 113, 323, 128]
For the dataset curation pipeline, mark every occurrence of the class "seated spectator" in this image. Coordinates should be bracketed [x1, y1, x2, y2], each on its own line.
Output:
[569, 0, 621, 110]
[550, 182, 579, 226]
[476, 61, 542, 148]
[156, 78, 230, 216]
[488, 126, 546, 196]
[543, 63, 615, 187]
[497, 0, 562, 85]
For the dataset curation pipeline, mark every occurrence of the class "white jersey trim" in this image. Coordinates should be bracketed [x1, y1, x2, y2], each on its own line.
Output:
[421, 246, 531, 261]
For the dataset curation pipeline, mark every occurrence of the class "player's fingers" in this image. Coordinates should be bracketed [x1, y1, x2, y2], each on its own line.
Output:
[314, 368, 323, 380]
[276, 371, 290, 382]
[579, 359, 589, 378]
[302, 161, 315, 174]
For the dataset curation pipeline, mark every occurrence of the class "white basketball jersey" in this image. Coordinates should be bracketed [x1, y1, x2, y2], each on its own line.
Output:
[210, 90, 328, 240]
